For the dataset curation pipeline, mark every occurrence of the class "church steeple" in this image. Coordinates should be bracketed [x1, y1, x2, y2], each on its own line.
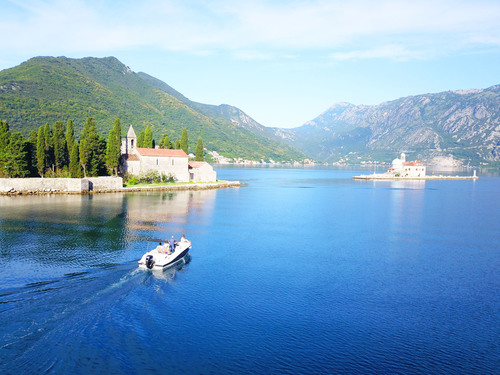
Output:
[125, 125, 137, 154]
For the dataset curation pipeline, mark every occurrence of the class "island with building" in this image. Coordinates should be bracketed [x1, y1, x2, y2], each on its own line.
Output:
[353, 153, 478, 180]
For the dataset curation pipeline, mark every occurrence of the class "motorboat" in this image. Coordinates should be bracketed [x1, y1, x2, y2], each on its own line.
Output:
[138, 238, 191, 270]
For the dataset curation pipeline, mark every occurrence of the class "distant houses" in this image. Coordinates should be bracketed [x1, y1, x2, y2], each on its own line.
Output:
[121, 125, 217, 183]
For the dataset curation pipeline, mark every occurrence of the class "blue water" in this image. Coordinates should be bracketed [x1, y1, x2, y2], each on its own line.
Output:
[0, 167, 499, 374]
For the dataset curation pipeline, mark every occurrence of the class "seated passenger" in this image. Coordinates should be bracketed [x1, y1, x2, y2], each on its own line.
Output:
[180, 234, 188, 243]
[155, 242, 164, 253]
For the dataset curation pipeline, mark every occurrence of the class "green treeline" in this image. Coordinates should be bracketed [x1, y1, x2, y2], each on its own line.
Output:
[0, 118, 120, 178]
[0, 118, 203, 178]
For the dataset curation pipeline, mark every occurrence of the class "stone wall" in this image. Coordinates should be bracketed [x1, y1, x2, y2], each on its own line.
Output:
[86, 177, 124, 192]
[0, 177, 123, 194]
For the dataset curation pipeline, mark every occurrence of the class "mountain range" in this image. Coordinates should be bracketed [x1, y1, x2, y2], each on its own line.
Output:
[0, 56, 499, 166]
[272, 86, 500, 166]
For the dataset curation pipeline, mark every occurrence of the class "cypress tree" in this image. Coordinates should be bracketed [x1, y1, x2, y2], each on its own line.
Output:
[137, 131, 145, 148]
[143, 125, 153, 148]
[0, 120, 10, 176]
[69, 141, 81, 178]
[66, 119, 75, 156]
[27, 130, 38, 176]
[180, 128, 188, 154]
[52, 121, 67, 171]
[195, 138, 204, 161]
[43, 122, 54, 173]
[175, 139, 181, 149]
[89, 136, 107, 176]
[159, 133, 173, 149]
[4, 132, 28, 177]
[79, 117, 100, 177]
[106, 118, 122, 176]
[36, 126, 45, 177]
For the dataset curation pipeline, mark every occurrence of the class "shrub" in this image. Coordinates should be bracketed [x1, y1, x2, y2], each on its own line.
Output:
[138, 170, 161, 184]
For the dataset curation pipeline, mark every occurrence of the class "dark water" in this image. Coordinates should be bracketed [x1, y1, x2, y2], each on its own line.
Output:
[0, 167, 499, 374]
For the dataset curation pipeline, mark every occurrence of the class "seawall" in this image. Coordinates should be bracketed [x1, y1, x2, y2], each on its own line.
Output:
[0, 177, 240, 195]
[0, 177, 123, 194]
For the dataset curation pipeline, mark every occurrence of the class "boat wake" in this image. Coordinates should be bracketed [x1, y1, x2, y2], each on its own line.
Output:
[0, 257, 191, 374]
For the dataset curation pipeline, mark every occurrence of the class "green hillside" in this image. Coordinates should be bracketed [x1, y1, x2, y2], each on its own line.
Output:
[0, 56, 306, 162]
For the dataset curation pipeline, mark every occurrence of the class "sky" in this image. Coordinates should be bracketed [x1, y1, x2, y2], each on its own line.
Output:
[1, 0, 499, 129]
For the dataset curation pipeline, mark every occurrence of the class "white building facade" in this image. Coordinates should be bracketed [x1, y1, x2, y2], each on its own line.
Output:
[188, 161, 217, 182]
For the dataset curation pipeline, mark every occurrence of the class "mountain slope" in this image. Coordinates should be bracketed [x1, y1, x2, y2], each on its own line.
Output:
[274, 86, 500, 165]
[137, 72, 275, 135]
[0, 56, 306, 162]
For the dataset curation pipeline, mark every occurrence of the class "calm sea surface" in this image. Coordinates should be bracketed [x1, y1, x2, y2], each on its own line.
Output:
[0, 167, 499, 374]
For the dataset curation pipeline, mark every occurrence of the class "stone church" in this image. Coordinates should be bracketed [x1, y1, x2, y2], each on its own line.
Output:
[121, 125, 216, 183]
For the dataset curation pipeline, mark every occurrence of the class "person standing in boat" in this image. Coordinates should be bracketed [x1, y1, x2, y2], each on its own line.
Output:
[169, 236, 177, 253]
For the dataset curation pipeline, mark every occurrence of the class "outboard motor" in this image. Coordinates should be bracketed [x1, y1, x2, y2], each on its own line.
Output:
[145, 255, 155, 269]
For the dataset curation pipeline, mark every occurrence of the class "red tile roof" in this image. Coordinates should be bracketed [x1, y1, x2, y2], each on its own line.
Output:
[124, 154, 140, 161]
[188, 161, 208, 169]
[403, 161, 425, 166]
[135, 148, 188, 158]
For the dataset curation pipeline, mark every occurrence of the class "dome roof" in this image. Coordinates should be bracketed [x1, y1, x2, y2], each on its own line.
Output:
[392, 158, 403, 168]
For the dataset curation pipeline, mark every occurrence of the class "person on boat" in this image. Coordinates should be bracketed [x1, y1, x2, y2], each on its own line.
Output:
[155, 242, 164, 253]
[169, 236, 177, 253]
[180, 234, 188, 243]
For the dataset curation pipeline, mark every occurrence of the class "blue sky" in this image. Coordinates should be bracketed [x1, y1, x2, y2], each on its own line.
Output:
[1, 0, 499, 128]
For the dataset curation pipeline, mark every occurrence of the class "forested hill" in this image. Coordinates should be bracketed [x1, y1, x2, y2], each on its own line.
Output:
[0, 56, 305, 162]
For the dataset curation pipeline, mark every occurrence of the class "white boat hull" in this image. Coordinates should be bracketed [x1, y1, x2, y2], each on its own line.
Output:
[138, 240, 191, 270]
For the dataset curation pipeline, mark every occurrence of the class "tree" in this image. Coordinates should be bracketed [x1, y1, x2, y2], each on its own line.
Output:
[79, 117, 100, 177]
[88, 136, 107, 176]
[175, 139, 181, 149]
[143, 125, 153, 148]
[3, 132, 29, 177]
[159, 133, 173, 149]
[180, 128, 188, 154]
[66, 119, 75, 156]
[106, 118, 122, 176]
[0, 120, 9, 151]
[36, 126, 45, 177]
[195, 137, 204, 161]
[43, 122, 54, 172]
[69, 141, 81, 178]
[0, 120, 11, 176]
[27, 130, 38, 176]
[137, 130, 145, 148]
[52, 120, 67, 171]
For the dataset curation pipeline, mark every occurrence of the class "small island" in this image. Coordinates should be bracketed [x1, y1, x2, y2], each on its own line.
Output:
[353, 153, 478, 181]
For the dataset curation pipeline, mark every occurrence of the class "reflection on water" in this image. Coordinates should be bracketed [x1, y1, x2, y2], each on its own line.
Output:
[125, 189, 216, 230]
[0, 190, 216, 288]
